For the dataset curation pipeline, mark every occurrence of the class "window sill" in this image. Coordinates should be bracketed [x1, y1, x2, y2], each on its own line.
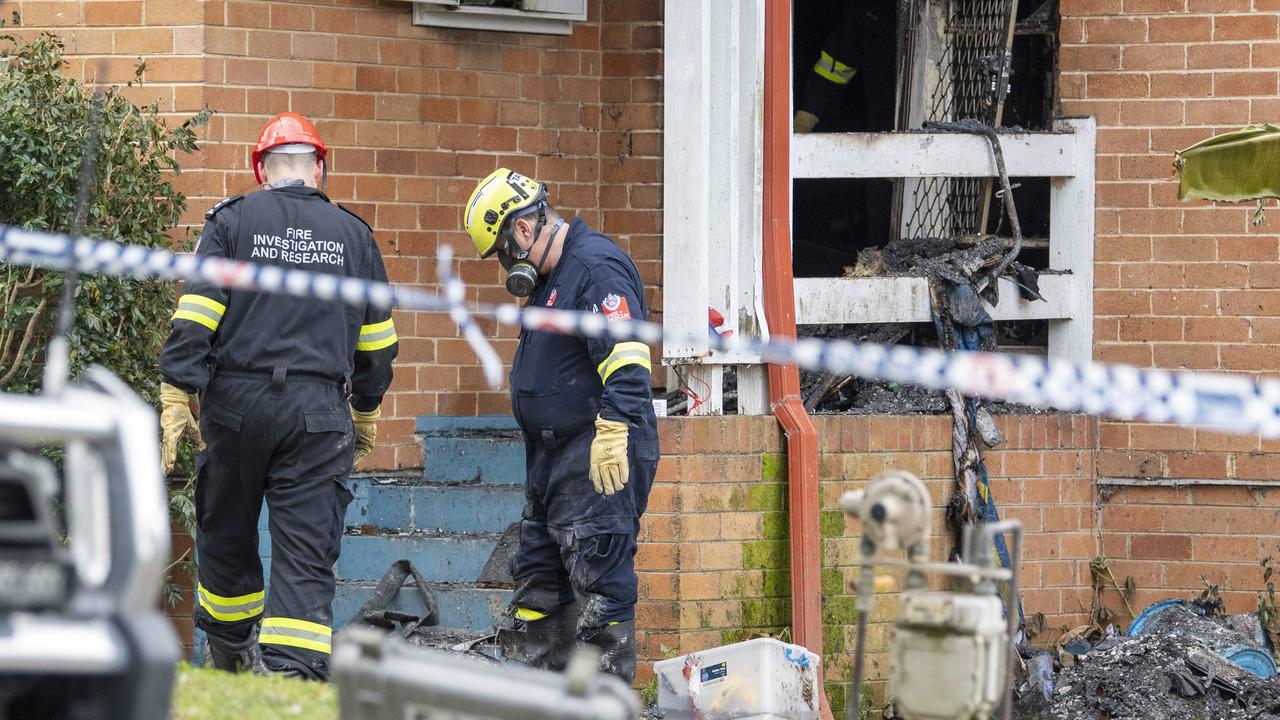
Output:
[410, 1, 586, 36]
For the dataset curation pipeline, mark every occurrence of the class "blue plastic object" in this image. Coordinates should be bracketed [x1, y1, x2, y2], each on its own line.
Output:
[1224, 645, 1277, 678]
[1062, 637, 1092, 655]
[1127, 599, 1187, 636]
[1127, 599, 1278, 679]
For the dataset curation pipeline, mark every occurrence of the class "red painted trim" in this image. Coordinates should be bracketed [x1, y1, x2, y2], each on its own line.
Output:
[762, 2, 832, 717]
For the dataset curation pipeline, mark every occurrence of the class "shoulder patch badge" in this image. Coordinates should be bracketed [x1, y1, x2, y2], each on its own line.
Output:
[546, 288, 558, 307]
[602, 293, 631, 323]
[205, 194, 244, 220]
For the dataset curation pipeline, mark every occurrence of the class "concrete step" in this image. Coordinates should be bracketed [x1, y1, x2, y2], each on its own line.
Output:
[417, 415, 525, 485]
[336, 533, 499, 584]
[332, 582, 512, 633]
[346, 478, 524, 535]
[412, 484, 523, 534]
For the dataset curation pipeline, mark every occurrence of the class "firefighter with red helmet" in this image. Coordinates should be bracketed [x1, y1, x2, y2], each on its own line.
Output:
[158, 112, 398, 679]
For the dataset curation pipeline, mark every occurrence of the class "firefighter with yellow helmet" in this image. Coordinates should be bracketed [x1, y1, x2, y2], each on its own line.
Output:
[464, 168, 658, 683]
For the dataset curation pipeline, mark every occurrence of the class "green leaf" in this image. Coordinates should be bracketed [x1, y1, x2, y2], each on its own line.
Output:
[0, 31, 212, 566]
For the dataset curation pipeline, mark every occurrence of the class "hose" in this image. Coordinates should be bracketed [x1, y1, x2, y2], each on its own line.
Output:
[849, 562, 877, 720]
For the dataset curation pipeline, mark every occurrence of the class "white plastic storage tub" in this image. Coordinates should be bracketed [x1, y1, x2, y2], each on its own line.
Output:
[652, 638, 822, 720]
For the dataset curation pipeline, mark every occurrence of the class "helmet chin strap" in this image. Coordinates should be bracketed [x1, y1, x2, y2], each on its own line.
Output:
[532, 217, 564, 273]
[497, 209, 564, 299]
[505, 203, 555, 265]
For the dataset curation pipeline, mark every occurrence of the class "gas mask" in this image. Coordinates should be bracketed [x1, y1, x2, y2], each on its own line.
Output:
[498, 246, 539, 298]
[498, 209, 564, 298]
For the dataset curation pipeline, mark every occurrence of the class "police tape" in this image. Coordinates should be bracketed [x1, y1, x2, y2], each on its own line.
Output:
[4, 224, 1280, 438]
[0, 224, 506, 387]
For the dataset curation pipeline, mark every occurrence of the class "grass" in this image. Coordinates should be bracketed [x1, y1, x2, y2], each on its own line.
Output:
[170, 663, 337, 720]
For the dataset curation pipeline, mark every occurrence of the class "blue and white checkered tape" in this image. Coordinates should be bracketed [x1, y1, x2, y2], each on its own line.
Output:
[4, 224, 1280, 438]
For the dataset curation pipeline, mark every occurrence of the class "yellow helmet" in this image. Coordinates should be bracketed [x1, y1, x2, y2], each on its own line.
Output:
[463, 168, 547, 258]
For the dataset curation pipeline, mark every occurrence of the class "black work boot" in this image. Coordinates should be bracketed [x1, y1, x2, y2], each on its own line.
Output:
[524, 599, 581, 672]
[500, 599, 580, 671]
[204, 633, 261, 674]
[255, 661, 310, 680]
[579, 620, 636, 684]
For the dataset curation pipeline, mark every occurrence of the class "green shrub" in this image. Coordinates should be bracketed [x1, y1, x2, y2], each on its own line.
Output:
[0, 28, 210, 401]
[0, 27, 210, 608]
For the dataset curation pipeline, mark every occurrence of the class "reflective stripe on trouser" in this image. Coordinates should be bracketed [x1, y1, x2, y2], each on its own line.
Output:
[192, 372, 355, 681]
[260, 617, 332, 655]
[197, 583, 265, 622]
[515, 607, 548, 621]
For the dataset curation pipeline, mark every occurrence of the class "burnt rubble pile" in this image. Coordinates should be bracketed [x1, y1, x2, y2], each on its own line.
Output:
[1016, 607, 1280, 720]
[798, 233, 1047, 415]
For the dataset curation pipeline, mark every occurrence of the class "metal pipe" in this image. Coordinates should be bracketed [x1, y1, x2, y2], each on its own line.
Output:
[762, 3, 830, 718]
[966, 519, 1024, 720]
[848, 561, 876, 720]
[1002, 525, 1022, 720]
[849, 611, 869, 720]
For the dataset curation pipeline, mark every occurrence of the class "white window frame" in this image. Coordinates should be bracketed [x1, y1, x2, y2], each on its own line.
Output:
[662, 0, 771, 416]
[661, 0, 1097, 415]
[791, 119, 1097, 367]
[410, 0, 587, 36]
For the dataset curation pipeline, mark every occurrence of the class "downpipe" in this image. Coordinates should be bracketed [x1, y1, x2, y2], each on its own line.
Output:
[762, 1, 833, 718]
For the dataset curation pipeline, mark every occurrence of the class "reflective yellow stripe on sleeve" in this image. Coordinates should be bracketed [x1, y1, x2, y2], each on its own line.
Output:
[814, 50, 856, 85]
[357, 318, 397, 351]
[596, 342, 652, 383]
[172, 294, 226, 332]
[259, 617, 333, 655]
[515, 607, 548, 622]
[197, 583, 265, 622]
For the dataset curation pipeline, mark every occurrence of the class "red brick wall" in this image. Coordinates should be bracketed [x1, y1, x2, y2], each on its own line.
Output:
[28, 0, 1280, 704]
[641, 414, 1097, 711]
[1061, 2, 1280, 613]
[1100, 483, 1280, 613]
[18, 0, 664, 470]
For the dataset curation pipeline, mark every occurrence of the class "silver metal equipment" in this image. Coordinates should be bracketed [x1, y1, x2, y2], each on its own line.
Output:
[841, 470, 1022, 720]
[0, 367, 178, 719]
[333, 625, 639, 720]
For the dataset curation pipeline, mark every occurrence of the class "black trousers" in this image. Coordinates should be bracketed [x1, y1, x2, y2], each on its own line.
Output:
[192, 370, 354, 680]
[509, 423, 657, 629]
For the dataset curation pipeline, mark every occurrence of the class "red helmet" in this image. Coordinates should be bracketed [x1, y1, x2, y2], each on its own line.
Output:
[251, 112, 328, 184]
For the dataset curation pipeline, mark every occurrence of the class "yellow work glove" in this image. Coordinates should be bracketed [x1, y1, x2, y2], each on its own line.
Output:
[794, 110, 820, 134]
[351, 405, 380, 464]
[159, 382, 203, 475]
[589, 416, 630, 496]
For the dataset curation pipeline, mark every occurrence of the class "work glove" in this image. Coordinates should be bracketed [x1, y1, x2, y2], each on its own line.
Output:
[589, 416, 630, 496]
[159, 382, 203, 475]
[794, 110, 820, 134]
[351, 405, 380, 464]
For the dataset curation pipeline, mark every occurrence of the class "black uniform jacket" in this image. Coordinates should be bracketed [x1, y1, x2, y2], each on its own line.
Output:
[160, 185, 397, 411]
[510, 217, 657, 443]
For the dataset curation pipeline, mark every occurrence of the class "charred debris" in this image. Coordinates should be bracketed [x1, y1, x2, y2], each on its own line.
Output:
[792, 0, 1061, 417]
[1014, 601, 1280, 720]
